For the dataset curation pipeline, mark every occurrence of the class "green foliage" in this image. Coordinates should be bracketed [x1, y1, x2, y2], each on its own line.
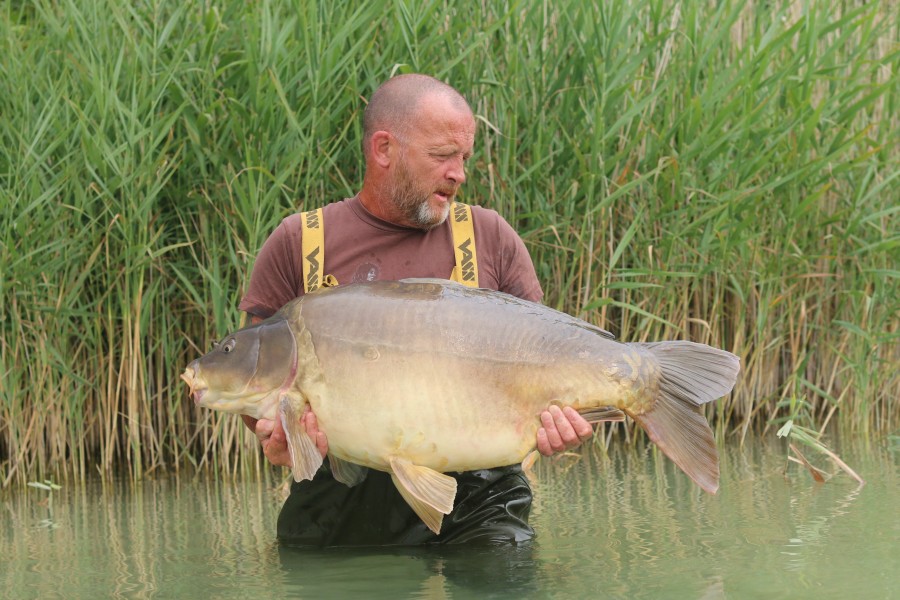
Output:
[1, 0, 897, 485]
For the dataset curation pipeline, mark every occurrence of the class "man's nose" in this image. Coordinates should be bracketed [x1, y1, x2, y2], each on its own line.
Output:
[447, 156, 466, 185]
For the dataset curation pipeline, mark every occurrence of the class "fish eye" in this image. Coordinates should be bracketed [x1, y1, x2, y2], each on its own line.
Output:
[222, 338, 236, 353]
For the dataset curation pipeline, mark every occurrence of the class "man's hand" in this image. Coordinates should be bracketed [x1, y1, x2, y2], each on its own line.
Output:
[536, 405, 594, 456]
[246, 408, 328, 467]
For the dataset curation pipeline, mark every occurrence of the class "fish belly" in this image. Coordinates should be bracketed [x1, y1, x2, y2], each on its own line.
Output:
[314, 355, 543, 472]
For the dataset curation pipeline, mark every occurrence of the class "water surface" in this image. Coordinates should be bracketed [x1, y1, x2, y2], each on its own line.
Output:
[2, 440, 896, 599]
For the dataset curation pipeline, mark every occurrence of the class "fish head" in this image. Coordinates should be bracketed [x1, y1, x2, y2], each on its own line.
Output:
[181, 317, 296, 419]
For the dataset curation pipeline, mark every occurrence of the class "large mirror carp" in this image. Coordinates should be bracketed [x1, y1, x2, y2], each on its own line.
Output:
[181, 279, 740, 533]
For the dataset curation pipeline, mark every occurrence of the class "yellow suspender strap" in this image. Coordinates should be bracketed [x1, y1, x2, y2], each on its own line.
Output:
[300, 208, 339, 293]
[301, 204, 473, 292]
[449, 202, 479, 287]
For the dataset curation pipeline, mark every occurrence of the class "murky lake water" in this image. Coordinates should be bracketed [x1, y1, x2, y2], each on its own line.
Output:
[3, 440, 897, 599]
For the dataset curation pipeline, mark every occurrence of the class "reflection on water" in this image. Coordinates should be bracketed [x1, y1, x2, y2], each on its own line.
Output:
[2, 440, 897, 599]
[276, 544, 541, 599]
[2, 476, 285, 598]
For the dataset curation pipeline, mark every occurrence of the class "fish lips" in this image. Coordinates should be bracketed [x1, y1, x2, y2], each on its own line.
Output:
[180, 367, 207, 405]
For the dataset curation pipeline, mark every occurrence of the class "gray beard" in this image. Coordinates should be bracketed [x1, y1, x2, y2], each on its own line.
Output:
[390, 166, 451, 230]
[412, 198, 450, 230]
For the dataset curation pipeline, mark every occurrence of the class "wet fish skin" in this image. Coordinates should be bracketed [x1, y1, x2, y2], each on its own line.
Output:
[181, 279, 740, 533]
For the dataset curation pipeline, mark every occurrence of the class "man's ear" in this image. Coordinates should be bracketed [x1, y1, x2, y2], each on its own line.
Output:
[370, 131, 393, 168]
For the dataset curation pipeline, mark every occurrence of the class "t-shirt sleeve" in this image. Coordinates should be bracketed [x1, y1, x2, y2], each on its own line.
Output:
[238, 216, 303, 318]
[495, 216, 544, 303]
[470, 207, 543, 302]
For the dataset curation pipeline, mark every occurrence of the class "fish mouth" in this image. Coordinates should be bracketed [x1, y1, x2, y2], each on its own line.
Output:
[180, 368, 207, 405]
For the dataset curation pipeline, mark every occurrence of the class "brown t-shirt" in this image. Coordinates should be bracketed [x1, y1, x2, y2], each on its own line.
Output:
[239, 196, 543, 318]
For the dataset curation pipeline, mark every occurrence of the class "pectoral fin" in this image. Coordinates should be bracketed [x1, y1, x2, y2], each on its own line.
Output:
[279, 396, 324, 482]
[578, 406, 626, 424]
[389, 457, 457, 535]
[329, 455, 368, 487]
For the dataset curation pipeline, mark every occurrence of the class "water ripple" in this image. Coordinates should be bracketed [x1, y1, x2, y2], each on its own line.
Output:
[0, 441, 896, 599]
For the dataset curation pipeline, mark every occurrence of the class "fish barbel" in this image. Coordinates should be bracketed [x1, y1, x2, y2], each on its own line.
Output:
[181, 279, 739, 533]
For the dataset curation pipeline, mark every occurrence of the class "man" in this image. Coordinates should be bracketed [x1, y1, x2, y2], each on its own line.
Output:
[239, 74, 593, 546]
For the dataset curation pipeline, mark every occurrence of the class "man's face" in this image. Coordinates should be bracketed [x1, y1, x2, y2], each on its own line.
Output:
[388, 93, 476, 230]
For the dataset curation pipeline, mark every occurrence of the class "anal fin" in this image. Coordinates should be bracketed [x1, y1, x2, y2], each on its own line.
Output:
[279, 396, 324, 482]
[389, 457, 457, 535]
[329, 455, 368, 487]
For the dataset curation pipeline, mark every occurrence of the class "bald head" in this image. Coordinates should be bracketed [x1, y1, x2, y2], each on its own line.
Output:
[363, 74, 472, 157]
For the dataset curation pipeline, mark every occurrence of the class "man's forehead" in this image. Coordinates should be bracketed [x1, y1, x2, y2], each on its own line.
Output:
[411, 94, 475, 141]
[415, 92, 474, 123]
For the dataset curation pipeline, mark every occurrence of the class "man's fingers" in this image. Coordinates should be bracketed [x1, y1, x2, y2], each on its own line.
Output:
[537, 406, 594, 456]
[303, 410, 318, 437]
[257, 417, 291, 467]
[539, 409, 565, 454]
[549, 405, 578, 447]
[536, 428, 550, 456]
[301, 406, 328, 457]
[564, 406, 595, 441]
[272, 415, 287, 441]
[315, 432, 328, 457]
[254, 418, 275, 443]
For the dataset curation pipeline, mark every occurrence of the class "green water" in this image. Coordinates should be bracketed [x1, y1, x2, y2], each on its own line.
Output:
[2, 440, 897, 599]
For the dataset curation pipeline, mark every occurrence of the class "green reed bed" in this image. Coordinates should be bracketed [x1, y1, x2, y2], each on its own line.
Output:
[1, 0, 897, 485]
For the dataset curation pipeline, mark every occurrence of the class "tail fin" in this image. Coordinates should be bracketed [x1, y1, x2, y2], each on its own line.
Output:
[629, 341, 740, 494]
